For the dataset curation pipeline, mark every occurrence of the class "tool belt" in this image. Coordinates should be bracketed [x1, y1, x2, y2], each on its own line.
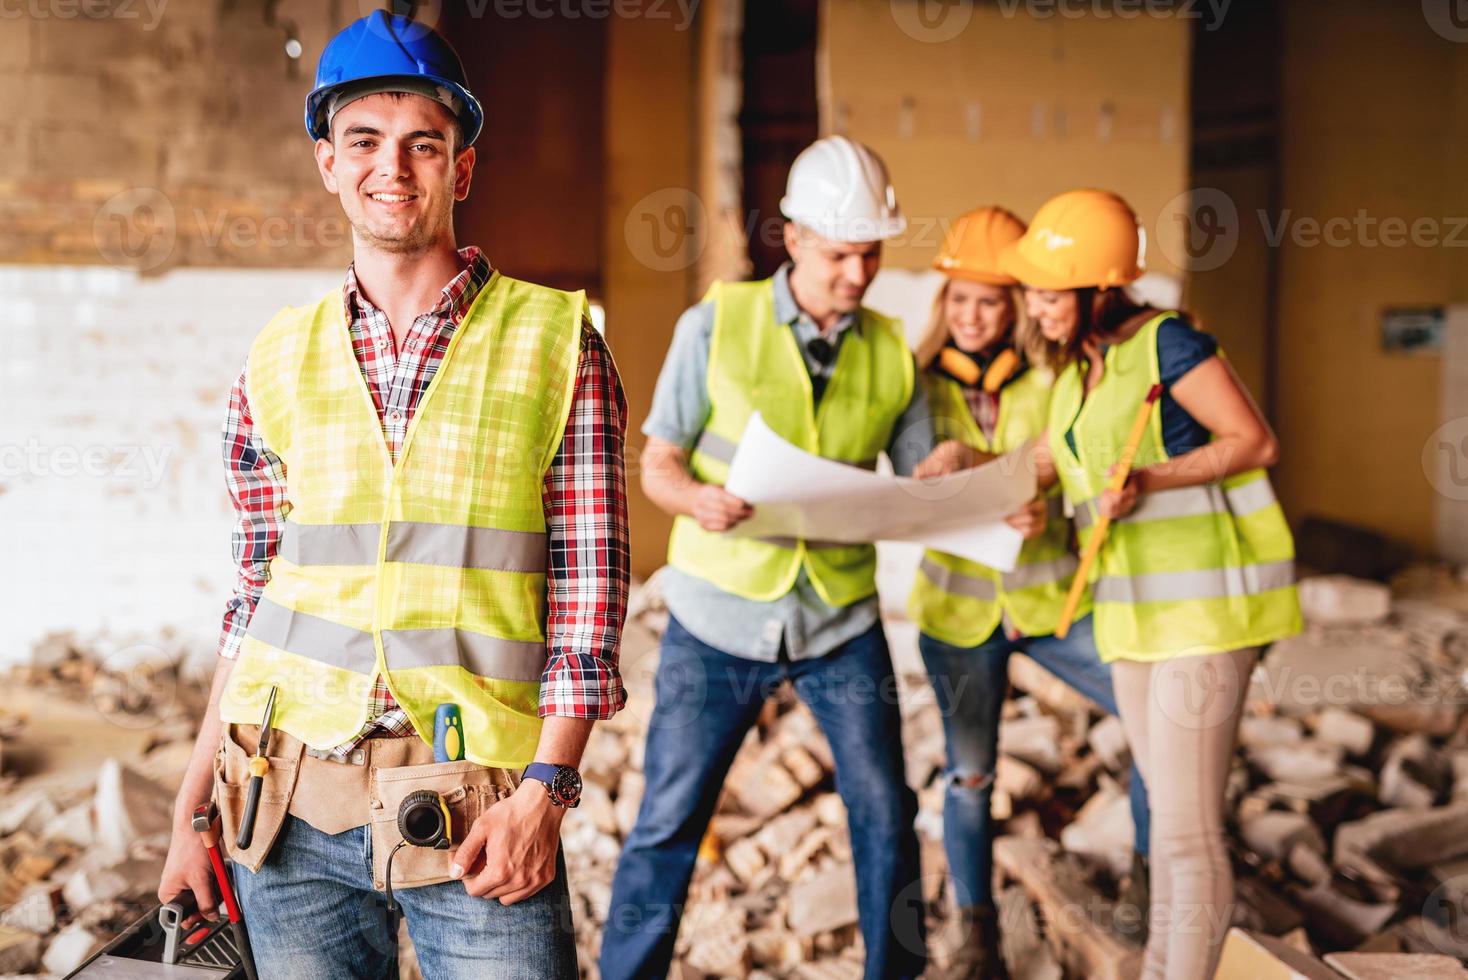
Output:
[214, 724, 520, 891]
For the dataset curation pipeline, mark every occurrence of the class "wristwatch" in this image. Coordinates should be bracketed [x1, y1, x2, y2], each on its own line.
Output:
[523, 762, 582, 808]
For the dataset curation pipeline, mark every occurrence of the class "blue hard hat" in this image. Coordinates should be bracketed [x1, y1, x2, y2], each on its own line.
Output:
[305, 10, 483, 145]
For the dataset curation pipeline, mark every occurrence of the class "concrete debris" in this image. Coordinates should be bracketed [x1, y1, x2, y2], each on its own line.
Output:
[1325, 951, 1468, 979]
[999, 715, 1063, 774]
[1086, 714, 1131, 772]
[1240, 714, 1306, 749]
[1240, 810, 1326, 863]
[1213, 927, 1342, 979]
[1298, 575, 1392, 626]
[0, 927, 42, 976]
[1377, 734, 1446, 808]
[786, 866, 859, 937]
[1313, 708, 1376, 756]
[40, 923, 103, 977]
[1057, 778, 1133, 878]
[13, 571, 1468, 978]
[92, 759, 175, 859]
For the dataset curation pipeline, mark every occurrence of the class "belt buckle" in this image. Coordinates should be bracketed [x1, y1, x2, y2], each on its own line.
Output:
[305, 746, 367, 766]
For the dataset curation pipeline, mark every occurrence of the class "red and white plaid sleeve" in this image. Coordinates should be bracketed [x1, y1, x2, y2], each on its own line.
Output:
[218, 364, 290, 660]
[539, 323, 630, 719]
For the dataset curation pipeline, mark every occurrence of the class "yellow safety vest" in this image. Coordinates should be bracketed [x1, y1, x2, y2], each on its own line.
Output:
[1047, 312, 1302, 662]
[666, 278, 914, 607]
[908, 365, 1081, 645]
[218, 272, 585, 768]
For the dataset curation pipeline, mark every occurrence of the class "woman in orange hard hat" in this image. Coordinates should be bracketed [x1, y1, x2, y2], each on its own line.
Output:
[999, 189, 1301, 979]
[909, 207, 1152, 976]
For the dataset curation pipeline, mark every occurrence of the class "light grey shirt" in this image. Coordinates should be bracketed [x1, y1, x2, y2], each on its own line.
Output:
[643, 263, 935, 661]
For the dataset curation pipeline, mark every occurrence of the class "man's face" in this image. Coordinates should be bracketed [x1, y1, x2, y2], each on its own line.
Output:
[784, 224, 882, 316]
[314, 93, 474, 254]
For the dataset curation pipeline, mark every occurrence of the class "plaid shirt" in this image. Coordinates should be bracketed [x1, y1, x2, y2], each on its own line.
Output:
[220, 247, 628, 758]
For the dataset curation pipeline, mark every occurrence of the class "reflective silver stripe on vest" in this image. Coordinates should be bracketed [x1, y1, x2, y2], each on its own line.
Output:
[1002, 555, 1078, 590]
[381, 629, 547, 683]
[385, 522, 547, 573]
[244, 598, 378, 674]
[278, 520, 546, 572]
[245, 598, 546, 682]
[759, 536, 863, 550]
[695, 430, 739, 464]
[920, 555, 997, 600]
[279, 521, 381, 566]
[920, 554, 1076, 600]
[1093, 558, 1295, 604]
[695, 431, 879, 471]
[1072, 478, 1278, 531]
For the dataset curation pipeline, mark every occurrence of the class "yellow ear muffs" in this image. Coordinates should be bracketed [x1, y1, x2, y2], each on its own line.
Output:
[981, 348, 1020, 394]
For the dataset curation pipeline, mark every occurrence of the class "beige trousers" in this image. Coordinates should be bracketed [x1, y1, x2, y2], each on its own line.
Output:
[1112, 646, 1259, 980]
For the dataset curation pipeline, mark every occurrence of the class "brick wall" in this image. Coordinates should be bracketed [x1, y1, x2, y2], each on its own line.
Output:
[1, 1, 361, 660]
[0, 0, 355, 272]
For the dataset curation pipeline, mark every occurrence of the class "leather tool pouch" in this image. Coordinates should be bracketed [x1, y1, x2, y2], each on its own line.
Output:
[368, 759, 519, 892]
[214, 723, 305, 873]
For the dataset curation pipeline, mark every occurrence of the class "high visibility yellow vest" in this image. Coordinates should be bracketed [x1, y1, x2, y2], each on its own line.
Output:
[907, 365, 1081, 645]
[1047, 312, 1302, 662]
[218, 272, 584, 768]
[666, 278, 914, 607]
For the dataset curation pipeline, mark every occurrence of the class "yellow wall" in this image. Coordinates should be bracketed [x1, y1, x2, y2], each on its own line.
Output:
[819, 0, 1191, 277]
[1274, 0, 1468, 553]
[603, 12, 700, 578]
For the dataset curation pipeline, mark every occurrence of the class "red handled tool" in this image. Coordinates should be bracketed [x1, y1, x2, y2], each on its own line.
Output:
[193, 800, 257, 980]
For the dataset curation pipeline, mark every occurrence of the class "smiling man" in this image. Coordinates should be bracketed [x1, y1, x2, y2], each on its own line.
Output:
[156, 12, 627, 978]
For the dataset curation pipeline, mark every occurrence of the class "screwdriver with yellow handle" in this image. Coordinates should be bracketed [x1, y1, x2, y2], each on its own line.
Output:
[1055, 383, 1163, 638]
[235, 685, 277, 851]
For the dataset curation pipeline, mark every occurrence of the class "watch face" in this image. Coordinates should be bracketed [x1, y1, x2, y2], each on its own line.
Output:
[551, 766, 582, 805]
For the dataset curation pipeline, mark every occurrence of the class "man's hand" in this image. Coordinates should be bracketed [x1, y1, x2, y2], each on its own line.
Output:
[1098, 468, 1144, 520]
[1004, 497, 1049, 540]
[691, 484, 753, 532]
[157, 822, 218, 920]
[451, 780, 565, 905]
[913, 440, 973, 480]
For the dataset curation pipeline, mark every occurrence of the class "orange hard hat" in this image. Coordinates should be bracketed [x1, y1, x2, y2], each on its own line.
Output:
[998, 189, 1145, 290]
[933, 206, 1027, 285]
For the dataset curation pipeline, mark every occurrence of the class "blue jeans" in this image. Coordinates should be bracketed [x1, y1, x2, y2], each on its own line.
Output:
[601, 615, 926, 980]
[233, 813, 577, 979]
[918, 614, 1151, 909]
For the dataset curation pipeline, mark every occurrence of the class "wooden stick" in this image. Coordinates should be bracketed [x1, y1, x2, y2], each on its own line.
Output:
[1054, 383, 1163, 638]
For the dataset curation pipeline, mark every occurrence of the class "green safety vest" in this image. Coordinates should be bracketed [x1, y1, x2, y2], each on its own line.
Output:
[218, 272, 584, 768]
[1047, 312, 1302, 662]
[908, 365, 1081, 644]
[666, 277, 914, 607]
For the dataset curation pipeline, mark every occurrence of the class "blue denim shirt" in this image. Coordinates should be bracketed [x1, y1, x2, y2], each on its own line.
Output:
[643, 264, 935, 661]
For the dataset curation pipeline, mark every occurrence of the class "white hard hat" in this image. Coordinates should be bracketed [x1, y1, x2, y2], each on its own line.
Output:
[780, 136, 906, 243]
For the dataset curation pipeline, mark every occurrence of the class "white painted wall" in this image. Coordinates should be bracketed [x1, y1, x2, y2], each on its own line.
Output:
[0, 265, 342, 665]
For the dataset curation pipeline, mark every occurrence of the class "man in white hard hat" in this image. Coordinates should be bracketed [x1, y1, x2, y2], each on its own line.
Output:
[600, 136, 931, 980]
